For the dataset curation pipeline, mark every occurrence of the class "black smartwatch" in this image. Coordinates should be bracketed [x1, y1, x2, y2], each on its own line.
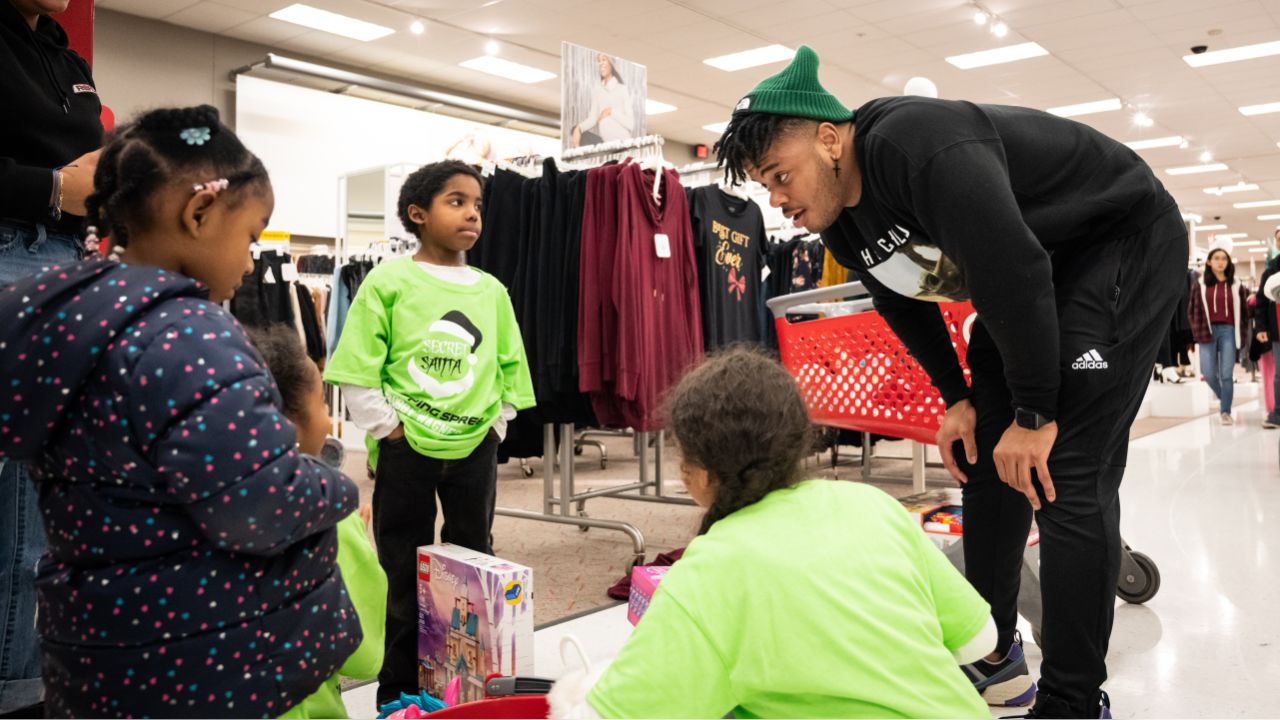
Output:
[1014, 408, 1053, 430]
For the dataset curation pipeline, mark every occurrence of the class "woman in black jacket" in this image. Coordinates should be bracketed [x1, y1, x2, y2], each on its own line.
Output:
[0, 1, 102, 715]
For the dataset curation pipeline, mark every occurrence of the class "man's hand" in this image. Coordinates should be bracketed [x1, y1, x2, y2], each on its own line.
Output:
[993, 422, 1058, 510]
[937, 399, 978, 484]
[387, 424, 405, 441]
[1259, 331, 1269, 344]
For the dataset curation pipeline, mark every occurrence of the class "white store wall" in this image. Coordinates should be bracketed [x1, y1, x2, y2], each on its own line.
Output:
[236, 76, 560, 239]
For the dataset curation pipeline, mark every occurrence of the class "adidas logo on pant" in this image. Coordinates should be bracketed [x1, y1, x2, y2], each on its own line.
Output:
[1072, 349, 1109, 370]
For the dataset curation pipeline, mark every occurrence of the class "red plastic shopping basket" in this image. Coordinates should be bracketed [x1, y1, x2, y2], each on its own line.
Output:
[768, 282, 974, 445]
[424, 696, 549, 719]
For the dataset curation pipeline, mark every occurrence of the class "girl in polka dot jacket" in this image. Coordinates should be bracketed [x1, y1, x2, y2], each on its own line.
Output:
[0, 106, 362, 718]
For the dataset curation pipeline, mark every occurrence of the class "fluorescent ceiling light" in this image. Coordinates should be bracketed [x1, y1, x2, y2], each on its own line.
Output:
[1215, 233, 1249, 238]
[1048, 98, 1120, 117]
[1126, 136, 1184, 150]
[1165, 163, 1229, 175]
[704, 45, 794, 72]
[1198, 224, 1228, 230]
[1249, 248, 1269, 253]
[645, 99, 677, 115]
[1236, 240, 1263, 246]
[1259, 214, 1280, 220]
[1183, 39, 1280, 67]
[1204, 183, 1259, 195]
[946, 42, 1049, 69]
[1233, 199, 1280, 208]
[458, 56, 555, 84]
[268, 4, 394, 41]
[1182, 212, 1202, 222]
[704, 121, 730, 134]
[1239, 101, 1280, 116]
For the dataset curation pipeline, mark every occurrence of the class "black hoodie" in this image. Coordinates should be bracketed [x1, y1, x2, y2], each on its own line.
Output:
[0, 261, 361, 718]
[0, 1, 102, 233]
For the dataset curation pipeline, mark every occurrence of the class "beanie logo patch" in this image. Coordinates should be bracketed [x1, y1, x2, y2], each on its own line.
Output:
[735, 97, 751, 112]
[408, 310, 483, 399]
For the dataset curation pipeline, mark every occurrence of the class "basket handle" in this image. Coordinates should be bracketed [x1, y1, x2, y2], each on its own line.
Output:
[559, 635, 592, 675]
[766, 281, 871, 319]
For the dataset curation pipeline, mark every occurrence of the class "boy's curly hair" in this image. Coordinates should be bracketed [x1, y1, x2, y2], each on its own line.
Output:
[396, 160, 483, 236]
[665, 346, 812, 534]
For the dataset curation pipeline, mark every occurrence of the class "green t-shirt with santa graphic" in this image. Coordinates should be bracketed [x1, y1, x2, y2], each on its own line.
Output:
[325, 258, 535, 461]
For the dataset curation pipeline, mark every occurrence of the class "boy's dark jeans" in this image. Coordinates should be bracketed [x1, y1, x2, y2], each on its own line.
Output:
[372, 430, 498, 706]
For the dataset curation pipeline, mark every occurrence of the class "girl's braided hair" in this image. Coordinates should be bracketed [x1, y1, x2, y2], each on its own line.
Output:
[84, 104, 269, 247]
[665, 346, 812, 535]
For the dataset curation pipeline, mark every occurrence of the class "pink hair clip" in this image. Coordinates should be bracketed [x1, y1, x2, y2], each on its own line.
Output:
[192, 178, 230, 195]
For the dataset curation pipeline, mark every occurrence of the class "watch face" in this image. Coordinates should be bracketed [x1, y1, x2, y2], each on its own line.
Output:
[1016, 409, 1040, 429]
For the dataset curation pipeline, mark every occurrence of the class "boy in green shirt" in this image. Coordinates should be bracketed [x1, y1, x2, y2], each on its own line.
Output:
[325, 160, 536, 707]
[551, 349, 994, 719]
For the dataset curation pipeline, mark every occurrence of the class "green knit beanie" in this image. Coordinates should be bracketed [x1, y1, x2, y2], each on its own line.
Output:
[734, 45, 852, 122]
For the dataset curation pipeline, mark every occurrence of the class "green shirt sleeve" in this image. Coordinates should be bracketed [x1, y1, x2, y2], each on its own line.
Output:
[587, 587, 735, 719]
[324, 282, 390, 389]
[495, 289, 536, 410]
[335, 514, 387, 680]
[911, 514, 991, 653]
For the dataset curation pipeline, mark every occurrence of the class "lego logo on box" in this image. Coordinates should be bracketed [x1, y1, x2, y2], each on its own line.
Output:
[418, 555, 431, 582]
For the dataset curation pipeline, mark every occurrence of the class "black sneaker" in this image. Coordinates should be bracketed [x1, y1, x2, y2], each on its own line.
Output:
[1006, 690, 1112, 719]
[961, 632, 1037, 707]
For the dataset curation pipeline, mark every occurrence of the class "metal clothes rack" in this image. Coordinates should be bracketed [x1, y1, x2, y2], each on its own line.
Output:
[495, 423, 695, 568]
[560, 134, 665, 163]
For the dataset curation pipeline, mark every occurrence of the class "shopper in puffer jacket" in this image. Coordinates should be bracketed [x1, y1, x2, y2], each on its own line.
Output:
[0, 105, 361, 718]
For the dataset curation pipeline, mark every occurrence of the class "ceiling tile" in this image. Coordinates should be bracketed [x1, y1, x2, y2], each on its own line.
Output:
[97, 0, 201, 19]
[163, 2, 264, 34]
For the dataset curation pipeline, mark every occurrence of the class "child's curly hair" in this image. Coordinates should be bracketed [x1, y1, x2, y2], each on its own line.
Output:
[665, 346, 812, 534]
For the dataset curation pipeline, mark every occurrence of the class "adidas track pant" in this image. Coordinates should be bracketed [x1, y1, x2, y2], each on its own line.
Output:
[956, 206, 1187, 713]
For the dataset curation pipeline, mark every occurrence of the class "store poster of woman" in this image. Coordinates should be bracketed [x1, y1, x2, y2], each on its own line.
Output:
[562, 43, 645, 151]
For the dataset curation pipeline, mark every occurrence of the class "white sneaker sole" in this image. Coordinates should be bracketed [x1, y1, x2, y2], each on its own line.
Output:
[981, 675, 1037, 707]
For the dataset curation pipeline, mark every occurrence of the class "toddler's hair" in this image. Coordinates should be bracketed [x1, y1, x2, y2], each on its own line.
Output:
[665, 346, 812, 534]
[85, 104, 269, 247]
[396, 160, 483, 236]
[242, 326, 316, 423]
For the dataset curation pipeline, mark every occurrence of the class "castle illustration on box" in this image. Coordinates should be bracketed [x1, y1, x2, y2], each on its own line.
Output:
[417, 544, 534, 704]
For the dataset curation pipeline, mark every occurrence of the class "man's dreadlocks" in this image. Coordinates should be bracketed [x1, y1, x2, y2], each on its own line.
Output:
[714, 112, 848, 185]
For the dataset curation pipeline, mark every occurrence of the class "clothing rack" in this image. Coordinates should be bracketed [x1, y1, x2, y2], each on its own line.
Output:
[482, 158, 540, 178]
[560, 133, 665, 162]
[493, 423, 694, 568]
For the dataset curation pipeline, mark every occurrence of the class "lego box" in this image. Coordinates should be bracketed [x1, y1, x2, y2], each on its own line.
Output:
[898, 488, 964, 550]
[417, 544, 534, 705]
[627, 566, 670, 626]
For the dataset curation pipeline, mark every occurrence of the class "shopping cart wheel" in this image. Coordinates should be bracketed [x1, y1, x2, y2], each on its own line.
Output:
[1116, 551, 1161, 604]
[522, 465, 534, 478]
[578, 506, 590, 533]
[600, 458, 608, 470]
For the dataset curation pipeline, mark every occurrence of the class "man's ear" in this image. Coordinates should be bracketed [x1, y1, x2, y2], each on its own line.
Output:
[816, 121, 844, 163]
[181, 190, 218, 239]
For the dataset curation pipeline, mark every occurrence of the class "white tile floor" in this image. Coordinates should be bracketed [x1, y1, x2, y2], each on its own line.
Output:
[345, 402, 1280, 718]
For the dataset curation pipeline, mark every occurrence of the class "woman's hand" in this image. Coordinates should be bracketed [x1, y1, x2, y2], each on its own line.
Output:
[598, 107, 613, 123]
[936, 399, 978, 484]
[58, 148, 101, 216]
[571, 126, 582, 148]
[1259, 331, 1269, 344]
